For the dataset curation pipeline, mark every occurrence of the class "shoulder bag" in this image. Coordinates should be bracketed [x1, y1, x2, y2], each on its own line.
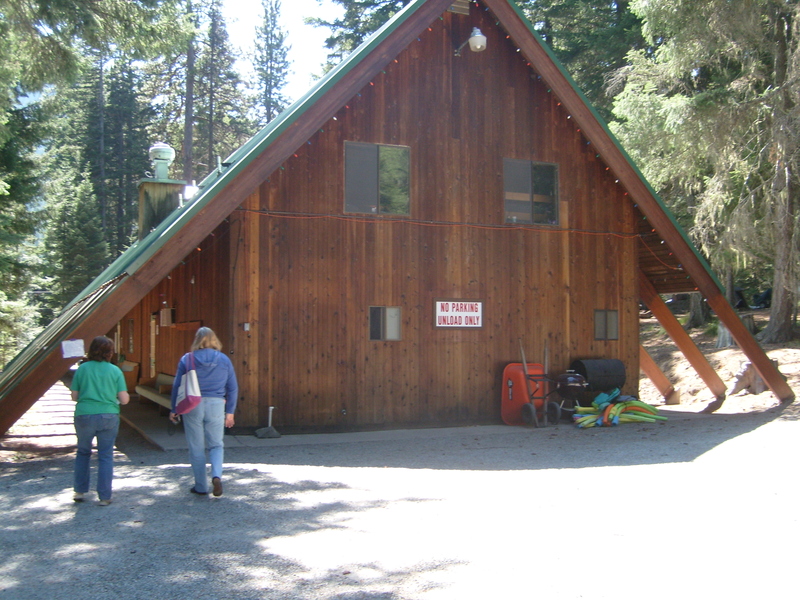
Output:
[175, 352, 202, 414]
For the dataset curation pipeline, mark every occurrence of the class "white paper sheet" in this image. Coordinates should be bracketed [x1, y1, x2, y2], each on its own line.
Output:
[61, 339, 85, 359]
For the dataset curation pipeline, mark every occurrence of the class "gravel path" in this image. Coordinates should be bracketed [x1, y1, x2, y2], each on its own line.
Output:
[2, 388, 799, 599]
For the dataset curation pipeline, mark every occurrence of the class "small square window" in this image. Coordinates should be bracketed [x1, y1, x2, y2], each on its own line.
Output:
[369, 306, 401, 341]
[594, 310, 619, 340]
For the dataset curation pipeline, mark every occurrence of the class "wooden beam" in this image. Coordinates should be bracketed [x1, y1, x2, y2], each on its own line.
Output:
[229, 205, 260, 427]
[639, 271, 727, 401]
[705, 294, 793, 402]
[639, 344, 680, 404]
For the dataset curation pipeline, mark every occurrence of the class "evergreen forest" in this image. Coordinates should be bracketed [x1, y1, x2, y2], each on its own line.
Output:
[1, 0, 798, 368]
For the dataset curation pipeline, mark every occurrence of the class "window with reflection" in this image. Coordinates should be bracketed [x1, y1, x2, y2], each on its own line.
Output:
[345, 142, 410, 215]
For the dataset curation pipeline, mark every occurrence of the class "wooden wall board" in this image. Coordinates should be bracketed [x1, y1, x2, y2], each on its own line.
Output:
[120, 6, 641, 430]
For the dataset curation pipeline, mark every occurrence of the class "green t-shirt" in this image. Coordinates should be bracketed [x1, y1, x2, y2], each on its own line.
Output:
[71, 360, 127, 416]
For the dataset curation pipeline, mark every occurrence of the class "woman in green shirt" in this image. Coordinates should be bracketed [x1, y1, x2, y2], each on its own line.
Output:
[70, 336, 129, 505]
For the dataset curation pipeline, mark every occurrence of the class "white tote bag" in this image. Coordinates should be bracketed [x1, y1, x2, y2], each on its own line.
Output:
[175, 352, 202, 414]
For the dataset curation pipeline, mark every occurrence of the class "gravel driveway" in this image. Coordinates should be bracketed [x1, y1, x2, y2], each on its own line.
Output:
[1, 386, 799, 599]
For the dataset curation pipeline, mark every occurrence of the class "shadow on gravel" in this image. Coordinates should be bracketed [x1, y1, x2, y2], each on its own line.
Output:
[0, 450, 457, 600]
[1, 402, 798, 599]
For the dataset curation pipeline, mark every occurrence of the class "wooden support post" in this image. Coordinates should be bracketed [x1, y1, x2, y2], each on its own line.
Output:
[705, 295, 792, 402]
[639, 271, 727, 401]
[639, 344, 680, 405]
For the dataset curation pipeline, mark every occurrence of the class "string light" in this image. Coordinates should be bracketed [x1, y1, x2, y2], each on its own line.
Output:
[235, 207, 642, 240]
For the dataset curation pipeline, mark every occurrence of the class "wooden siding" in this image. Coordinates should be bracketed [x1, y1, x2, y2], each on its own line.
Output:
[123, 7, 639, 430]
[120, 222, 231, 390]
[229, 8, 637, 430]
[0, 0, 786, 439]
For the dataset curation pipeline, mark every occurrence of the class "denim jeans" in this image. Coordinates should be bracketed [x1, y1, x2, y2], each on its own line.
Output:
[74, 413, 120, 501]
[182, 397, 225, 493]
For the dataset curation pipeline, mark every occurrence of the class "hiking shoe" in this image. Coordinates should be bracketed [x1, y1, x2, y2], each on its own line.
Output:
[212, 477, 223, 497]
[190, 487, 208, 496]
[73, 492, 85, 503]
[97, 499, 112, 506]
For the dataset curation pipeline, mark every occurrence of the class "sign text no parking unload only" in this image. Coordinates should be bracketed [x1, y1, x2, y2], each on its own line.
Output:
[435, 300, 483, 328]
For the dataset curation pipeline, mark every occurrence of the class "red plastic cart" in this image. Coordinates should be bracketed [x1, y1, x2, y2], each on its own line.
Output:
[501, 362, 562, 426]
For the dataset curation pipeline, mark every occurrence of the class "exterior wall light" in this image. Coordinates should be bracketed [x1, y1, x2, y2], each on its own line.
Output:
[455, 27, 487, 56]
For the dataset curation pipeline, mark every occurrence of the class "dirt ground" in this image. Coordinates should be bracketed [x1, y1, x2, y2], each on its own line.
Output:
[638, 309, 800, 413]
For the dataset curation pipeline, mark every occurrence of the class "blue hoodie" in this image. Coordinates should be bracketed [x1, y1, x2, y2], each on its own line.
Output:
[170, 348, 238, 414]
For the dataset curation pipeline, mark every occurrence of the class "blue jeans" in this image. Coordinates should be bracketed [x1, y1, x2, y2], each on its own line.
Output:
[182, 397, 225, 493]
[74, 413, 120, 501]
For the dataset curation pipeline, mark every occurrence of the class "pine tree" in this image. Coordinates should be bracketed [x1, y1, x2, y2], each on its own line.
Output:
[193, 0, 255, 176]
[183, 0, 198, 184]
[34, 51, 153, 325]
[0, 100, 44, 343]
[0, 0, 182, 171]
[0, 0, 185, 328]
[308, 0, 410, 65]
[42, 172, 110, 314]
[0, 289, 41, 369]
[610, 0, 800, 342]
[252, 0, 291, 125]
[51, 56, 153, 258]
[519, 0, 644, 119]
[141, 25, 195, 179]
[0, 102, 43, 295]
[102, 59, 154, 253]
[145, 0, 256, 181]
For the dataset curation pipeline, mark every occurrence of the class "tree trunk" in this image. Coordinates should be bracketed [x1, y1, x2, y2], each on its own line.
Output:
[724, 264, 735, 306]
[686, 292, 711, 329]
[207, 0, 220, 175]
[97, 56, 107, 232]
[759, 9, 796, 343]
[183, 2, 195, 184]
[759, 197, 796, 342]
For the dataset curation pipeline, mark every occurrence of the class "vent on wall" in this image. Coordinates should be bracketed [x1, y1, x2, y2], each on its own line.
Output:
[448, 0, 470, 15]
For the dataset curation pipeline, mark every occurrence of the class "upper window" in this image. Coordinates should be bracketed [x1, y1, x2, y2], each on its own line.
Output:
[345, 142, 410, 215]
[504, 159, 558, 225]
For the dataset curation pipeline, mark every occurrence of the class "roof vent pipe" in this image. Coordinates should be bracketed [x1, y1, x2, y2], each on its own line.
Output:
[149, 142, 176, 181]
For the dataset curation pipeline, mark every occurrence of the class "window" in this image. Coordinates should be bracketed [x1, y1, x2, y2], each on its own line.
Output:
[504, 159, 558, 224]
[128, 319, 135, 354]
[594, 310, 619, 340]
[369, 306, 402, 341]
[345, 142, 410, 215]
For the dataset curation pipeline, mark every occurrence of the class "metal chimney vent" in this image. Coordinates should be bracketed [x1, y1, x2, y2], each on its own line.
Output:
[149, 142, 175, 180]
[448, 0, 470, 15]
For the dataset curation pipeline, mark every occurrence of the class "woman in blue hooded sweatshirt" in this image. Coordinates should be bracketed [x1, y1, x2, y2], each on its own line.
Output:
[170, 327, 238, 497]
